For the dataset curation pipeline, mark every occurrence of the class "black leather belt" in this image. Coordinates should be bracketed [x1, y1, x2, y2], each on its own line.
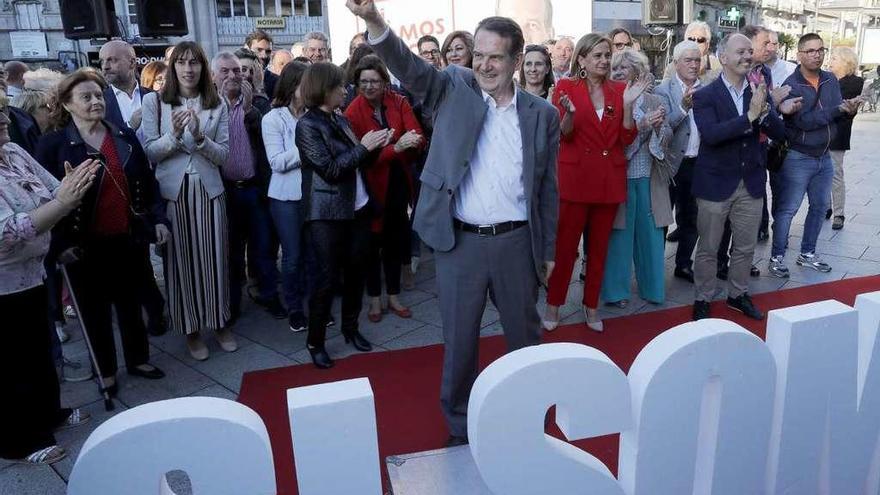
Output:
[225, 177, 258, 189]
[454, 220, 527, 236]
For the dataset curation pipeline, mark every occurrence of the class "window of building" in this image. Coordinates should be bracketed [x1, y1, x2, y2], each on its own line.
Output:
[217, 0, 312, 17]
[307, 0, 322, 16]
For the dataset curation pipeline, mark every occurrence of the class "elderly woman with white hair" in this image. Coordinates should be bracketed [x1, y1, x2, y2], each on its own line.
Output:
[827, 46, 864, 231]
[11, 68, 64, 133]
[601, 49, 674, 307]
[664, 21, 720, 83]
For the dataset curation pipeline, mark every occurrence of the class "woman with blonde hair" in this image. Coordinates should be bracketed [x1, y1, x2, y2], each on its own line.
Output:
[827, 46, 864, 230]
[544, 33, 651, 332]
[601, 49, 673, 307]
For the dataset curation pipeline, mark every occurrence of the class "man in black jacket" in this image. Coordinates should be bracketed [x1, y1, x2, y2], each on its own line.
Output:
[212, 52, 284, 321]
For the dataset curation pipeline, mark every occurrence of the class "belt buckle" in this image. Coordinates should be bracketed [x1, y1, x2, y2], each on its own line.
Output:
[477, 224, 495, 236]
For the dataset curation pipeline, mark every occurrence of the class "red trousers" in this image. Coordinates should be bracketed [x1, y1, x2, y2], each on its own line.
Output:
[547, 201, 618, 308]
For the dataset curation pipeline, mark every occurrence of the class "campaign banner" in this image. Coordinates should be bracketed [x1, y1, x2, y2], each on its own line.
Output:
[327, 0, 592, 62]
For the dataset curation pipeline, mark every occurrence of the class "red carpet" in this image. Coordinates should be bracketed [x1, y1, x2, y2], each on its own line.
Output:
[238, 275, 880, 494]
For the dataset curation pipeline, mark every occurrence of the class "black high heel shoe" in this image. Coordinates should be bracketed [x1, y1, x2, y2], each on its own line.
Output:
[343, 331, 373, 352]
[308, 346, 334, 369]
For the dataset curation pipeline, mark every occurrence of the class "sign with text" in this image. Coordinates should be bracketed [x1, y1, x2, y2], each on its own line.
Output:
[326, 0, 591, 62]
[255, 17, 286, 29]
[68, 292, 880, 494]
[10, 31, 48, 59]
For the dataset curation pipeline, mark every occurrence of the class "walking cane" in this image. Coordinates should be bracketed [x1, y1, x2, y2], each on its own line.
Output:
[58, 248, 115, 411]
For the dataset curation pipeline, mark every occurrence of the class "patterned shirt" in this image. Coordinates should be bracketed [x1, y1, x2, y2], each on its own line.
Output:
[222, 97, 256, 181]
[626, 95, 655, 179]
[0, 142, 60, 295]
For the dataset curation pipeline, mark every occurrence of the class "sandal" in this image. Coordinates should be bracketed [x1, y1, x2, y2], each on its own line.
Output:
[12, 445, 67, 465]
[56, 408, 91, 431]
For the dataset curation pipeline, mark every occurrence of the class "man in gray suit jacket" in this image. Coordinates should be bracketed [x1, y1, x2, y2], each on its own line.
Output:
[346, 0, 559, 446]
[655, 40, 704, 284]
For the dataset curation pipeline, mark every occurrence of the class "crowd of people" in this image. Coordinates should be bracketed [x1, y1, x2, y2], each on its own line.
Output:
[0, 0, 871, 461]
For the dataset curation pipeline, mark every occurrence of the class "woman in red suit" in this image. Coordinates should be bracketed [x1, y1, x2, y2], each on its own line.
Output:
[544, 34, 651, 332]
[344, 55, 425, 322]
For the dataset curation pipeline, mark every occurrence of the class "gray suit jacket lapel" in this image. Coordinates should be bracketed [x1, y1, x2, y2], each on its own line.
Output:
[517, 91, 538, 206]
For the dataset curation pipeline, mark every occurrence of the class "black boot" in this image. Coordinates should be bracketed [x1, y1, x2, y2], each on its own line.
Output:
[343, 330, 373, 352]
[308, 346, 334, 369]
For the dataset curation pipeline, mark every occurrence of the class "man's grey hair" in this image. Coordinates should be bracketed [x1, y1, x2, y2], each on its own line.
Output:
[211, 51, 240, 73]
[673, 40, 702, 61]
[303, 31, 329, 44]
[685, 21, 712, 42]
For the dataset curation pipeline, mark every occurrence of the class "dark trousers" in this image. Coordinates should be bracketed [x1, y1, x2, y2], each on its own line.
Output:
[367, 170, 411, 297]
[305, 212, 370, 348]
[138, 244, 166, 327]
[226, 182, 279, 315]
[66, 236, 151, 377]
[0, 285, 68, 459]
[674, 157, 699, 270]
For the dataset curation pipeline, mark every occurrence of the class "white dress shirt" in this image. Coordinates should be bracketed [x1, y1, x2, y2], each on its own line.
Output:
[768, 58, 797, 88]
[112, 84, 143, 127]
[367, 26, 526, 223]
[261, 107, 303, 201]
[454, 89, 527, 225]
[677, 74, 702, 157]
[721, 72, 747, 116]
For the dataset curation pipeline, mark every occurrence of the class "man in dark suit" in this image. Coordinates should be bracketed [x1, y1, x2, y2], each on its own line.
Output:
[691, 33, 786, 321]
[99, 40, 167, 336]
[99, 41, 152, 131]
[347, 0, 559, 447]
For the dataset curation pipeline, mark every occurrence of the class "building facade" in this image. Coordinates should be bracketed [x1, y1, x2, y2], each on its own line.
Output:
[0, 0, 327, 69]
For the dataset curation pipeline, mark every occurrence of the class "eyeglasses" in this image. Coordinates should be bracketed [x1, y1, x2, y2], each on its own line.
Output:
[420, 49, 440, 57]
[687, 36, 708, 44]
[799, 47, 827, 56]
[358, 79, 384, 87]
[613, 42, 634, 49]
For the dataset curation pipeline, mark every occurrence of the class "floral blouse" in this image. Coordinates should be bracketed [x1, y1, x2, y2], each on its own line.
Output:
[0, 142, 60, 295]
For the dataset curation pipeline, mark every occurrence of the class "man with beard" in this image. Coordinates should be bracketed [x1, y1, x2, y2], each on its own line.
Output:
[98, 40, 167, 336]
[99, 40, 151, 131]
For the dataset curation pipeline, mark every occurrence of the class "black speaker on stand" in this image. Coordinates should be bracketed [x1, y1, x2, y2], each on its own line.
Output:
[134, 0, 189, 37]
[59, 0, 118, 40]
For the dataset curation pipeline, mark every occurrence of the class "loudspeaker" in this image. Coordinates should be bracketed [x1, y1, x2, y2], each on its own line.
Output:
[59, 0, 117, 40]
[642, 0, 679, 25]
[134, 0, 189, 37]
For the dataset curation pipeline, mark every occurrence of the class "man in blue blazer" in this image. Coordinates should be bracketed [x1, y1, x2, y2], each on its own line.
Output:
[691, 33, 786, 321]
[99, 40, 152, 131]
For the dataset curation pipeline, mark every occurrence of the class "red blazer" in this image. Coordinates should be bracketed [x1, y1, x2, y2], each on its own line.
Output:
[552, 78, 637, 204]
[345, 91, 424, 232]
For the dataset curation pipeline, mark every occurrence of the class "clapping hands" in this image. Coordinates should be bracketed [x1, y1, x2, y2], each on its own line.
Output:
[394, 130, 423, 152]
[361, 128, 394, 151]
[623, 74, 653, 106]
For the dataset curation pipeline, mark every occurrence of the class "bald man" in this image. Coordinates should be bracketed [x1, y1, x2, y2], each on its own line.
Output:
[269, 49, 292, 76]
[99, 40, 151, 130]
[3, 61, 28, 98]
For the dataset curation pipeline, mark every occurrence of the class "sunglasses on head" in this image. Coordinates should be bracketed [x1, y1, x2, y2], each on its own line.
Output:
[688, 36, 708, 44]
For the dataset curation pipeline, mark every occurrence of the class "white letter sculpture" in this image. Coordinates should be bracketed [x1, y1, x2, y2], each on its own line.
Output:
[288, 377, 382, 495]
[619, 319, 776, 495]
[467, 343, 631, 495]
[67, 397, 275, 495]
[765, 300, 860, 494]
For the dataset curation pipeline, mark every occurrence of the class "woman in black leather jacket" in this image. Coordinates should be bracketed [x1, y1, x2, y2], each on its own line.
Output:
[294, 62, 391, 369]
[37, 69, 168, 394]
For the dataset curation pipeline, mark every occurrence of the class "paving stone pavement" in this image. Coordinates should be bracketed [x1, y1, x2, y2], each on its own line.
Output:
[3, 113, 880, 494]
